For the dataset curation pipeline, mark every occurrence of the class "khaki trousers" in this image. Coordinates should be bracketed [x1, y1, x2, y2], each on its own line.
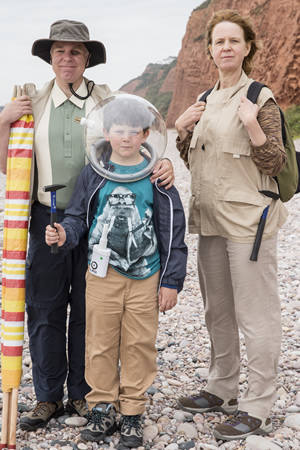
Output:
[85, 266, 159, 415]
[197, 234, 282, 418]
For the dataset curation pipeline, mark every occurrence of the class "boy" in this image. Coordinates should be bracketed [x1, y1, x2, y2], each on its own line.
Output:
[45, 96, 187, 446]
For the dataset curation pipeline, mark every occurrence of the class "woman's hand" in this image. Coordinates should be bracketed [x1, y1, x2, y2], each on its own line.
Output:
[175, 101, 206, 140]
[150, 159, 175, 189]
[45, 223, 67, 247]
[237, 95, 259, 127]
[238, 95, 267, 146]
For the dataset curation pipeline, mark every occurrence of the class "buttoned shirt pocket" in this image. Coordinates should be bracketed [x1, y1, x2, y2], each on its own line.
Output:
[216, 138, 260, 195]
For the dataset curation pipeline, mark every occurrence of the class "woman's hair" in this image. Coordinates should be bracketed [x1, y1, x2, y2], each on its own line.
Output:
[205, 9, 261, 75]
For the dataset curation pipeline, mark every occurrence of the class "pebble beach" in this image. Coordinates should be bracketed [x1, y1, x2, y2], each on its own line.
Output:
[0, 130, 299, 450]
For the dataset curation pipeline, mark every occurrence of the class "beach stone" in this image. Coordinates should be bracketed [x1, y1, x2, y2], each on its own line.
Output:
[177, 422, 198, 439]
[157, 434, 171, 442]
[245, 435, 282, 449]
[163, 353, 178, 362]
[147, 386, 159, 395]
[173, 410, 186, 421]
[283, 413, 300, 430]
[162, 388, 174, 396]
[167, 378, 183, 386]
[153, 392, 165, 401]
[178, 441, 196, 450]
[143, 425, 159, 441]
[78, 444, 88, 450]
[286, 405, 300, 413]
[179, 375, 191, 382]
[165, 444, 179, 450]
[64, 416, 88, 427]
[195, 367, 209, 378]
[23, 356, 31, 366]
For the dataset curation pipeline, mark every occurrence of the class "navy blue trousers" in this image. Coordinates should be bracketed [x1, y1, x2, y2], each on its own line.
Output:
[25, 202, 90, 401]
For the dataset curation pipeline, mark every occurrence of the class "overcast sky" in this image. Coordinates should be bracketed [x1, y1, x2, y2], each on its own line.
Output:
[0, 0, 203, 105]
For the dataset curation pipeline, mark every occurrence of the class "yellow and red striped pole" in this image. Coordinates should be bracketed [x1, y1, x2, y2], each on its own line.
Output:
[1, 85, 34, 449]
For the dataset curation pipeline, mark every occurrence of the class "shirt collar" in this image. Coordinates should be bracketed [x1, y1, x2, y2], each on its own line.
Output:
[52, 79, 88, 108]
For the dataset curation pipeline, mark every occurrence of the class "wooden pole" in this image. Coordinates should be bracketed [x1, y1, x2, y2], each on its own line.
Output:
[0, 391, 10, 449]
[8, 389, 18, 449]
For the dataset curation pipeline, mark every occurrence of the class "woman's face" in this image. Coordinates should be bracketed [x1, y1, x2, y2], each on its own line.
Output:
[210, 21, 250, 74]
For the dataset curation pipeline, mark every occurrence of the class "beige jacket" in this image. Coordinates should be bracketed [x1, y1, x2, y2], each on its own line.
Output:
[186, 72, 288, 243]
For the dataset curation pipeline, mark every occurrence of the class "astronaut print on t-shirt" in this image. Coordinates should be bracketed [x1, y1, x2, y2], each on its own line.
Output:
[89, 185, 158, 278]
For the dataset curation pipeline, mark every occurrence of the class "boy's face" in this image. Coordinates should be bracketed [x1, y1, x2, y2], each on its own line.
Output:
[105, 124, 150, 166]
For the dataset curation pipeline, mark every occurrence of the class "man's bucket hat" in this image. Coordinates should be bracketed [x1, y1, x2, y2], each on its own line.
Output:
[31, 19, 106, 67]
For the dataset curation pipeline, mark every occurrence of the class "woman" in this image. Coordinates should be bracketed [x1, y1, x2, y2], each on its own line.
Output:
[175, 9, 287, 441]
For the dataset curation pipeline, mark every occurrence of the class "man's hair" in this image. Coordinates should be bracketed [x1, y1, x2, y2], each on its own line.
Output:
[103, 97, 153, 133]
[205, 9, 261, 75]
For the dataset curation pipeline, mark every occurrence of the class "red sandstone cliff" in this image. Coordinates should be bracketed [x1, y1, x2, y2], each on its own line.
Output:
[166, 0, 300, 127]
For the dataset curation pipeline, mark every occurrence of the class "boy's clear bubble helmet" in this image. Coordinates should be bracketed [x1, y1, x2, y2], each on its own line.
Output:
[83, 94, 167, 182]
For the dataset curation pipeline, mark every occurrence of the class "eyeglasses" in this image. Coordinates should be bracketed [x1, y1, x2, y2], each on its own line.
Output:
[107, 193, 136, 204]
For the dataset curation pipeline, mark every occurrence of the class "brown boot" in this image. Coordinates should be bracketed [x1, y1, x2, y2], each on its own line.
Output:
[19, 400, 64, 431]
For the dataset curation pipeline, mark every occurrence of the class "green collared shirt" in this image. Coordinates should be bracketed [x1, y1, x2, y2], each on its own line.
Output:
[34, 79, 96, 209]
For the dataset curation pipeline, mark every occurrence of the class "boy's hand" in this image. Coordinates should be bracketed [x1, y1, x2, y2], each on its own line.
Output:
[45, 222, 67, 247]
[150, 159, 174, 189]
[158, 286, 177, 313]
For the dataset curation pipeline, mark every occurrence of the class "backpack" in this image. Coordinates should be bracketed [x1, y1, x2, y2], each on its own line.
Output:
[199, 82, 300, 202]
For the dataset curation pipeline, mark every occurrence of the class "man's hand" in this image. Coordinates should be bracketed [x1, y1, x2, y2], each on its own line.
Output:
[45, 223, 67, 247]
[1, 96, 32, 125]
[158, 286, 178, 313]
[0, 96, 33, 173]
[150, 159, 175, 189]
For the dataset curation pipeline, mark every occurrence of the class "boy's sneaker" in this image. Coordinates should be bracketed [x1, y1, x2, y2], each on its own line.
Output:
[213, 410, 272, 441]
[80, 403, 117, 442]
[120, 414, 143, 448]
[177, 390, 238, 415]
[19, 401, 64, 431]
[66, 398, 88, 417]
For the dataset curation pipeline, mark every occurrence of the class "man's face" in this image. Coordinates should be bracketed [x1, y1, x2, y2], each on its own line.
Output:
[50, 41, 89, 86]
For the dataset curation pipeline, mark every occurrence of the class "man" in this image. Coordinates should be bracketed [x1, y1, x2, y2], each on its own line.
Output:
[0, 19, 174, 431]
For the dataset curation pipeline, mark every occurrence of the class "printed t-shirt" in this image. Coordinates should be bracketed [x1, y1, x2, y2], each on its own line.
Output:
[88, 159, 160, 279]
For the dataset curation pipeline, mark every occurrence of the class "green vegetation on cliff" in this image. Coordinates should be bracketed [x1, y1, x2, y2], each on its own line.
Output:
[122, 58, 177, 119]
[285, 105, 300, 140]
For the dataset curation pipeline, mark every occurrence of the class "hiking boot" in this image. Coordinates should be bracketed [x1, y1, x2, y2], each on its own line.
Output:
[120, 414, 143, 448]
[177, 390, 238, 415]
[66, 398, 88, 417]
[80, 403, 117, 442]
[19, 400, 64, 431]
[213, 410, 272, 441]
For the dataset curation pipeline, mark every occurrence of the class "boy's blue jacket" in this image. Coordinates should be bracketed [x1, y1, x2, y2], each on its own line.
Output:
[60, 163, 188, 292]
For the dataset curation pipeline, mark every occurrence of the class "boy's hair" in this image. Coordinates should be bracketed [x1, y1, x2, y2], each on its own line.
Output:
[103, 97, 154, 133]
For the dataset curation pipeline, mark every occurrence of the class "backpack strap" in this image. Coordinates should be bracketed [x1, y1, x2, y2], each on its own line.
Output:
[247, 81, 267, 104]
[198, 87, 214, 103]
[195, 88, 214, 124]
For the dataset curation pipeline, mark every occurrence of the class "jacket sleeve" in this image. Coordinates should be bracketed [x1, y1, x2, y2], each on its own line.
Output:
[60, 166, 91, 250]
[250, 99, 287, 177]
[153, 185, 188, 293]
